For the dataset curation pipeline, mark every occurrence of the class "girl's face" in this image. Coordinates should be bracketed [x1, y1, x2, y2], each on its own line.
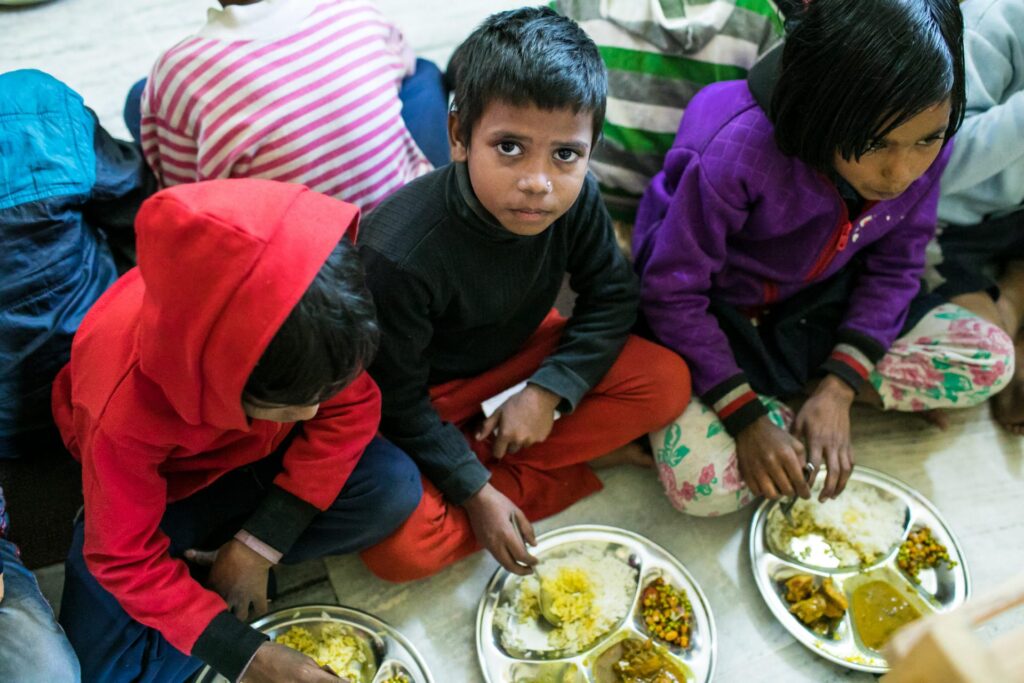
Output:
[834, 99, 951, 201]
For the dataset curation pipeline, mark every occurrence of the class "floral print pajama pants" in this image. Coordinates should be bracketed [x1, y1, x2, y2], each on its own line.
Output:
[651, 304, 1015, 517]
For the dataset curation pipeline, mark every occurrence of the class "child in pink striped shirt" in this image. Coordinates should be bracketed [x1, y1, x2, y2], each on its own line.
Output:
[138, 0, 446, 211]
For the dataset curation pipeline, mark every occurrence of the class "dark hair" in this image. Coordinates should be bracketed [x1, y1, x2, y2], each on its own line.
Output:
[244, 238, 379, 406]
[448, 6, 607, 146]
[770, 0, 965, 171]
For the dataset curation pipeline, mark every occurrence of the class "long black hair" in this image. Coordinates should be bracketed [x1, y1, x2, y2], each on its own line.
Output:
[770, 0, 965, 171]
[244, 238, 379, 406]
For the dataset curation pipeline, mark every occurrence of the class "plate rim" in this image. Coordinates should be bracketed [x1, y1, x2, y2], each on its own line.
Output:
[194, 603, 434, 683]
[748, 465, 972, 673]
[475, 523, 718, 683]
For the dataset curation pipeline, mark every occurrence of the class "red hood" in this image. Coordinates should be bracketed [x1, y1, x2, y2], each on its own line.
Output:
[134, 179, 359, 430]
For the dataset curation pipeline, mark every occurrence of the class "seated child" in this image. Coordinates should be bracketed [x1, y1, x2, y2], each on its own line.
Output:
[358, 7, 691, 582]
[139, 0, 444, 210]
[1, 69, 153, 460]
[53, 179, 421, 682]
[927, 0, 1024, 432]
[553, 0, 783, 224]
[0, 485, 81, 683]
[633, 0, 1014, 517]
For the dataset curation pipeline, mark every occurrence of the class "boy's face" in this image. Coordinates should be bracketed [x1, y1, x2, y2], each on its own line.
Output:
[241, 395, 320, 423]
[449, 101, 593, 236]
[833, 99, 951, 202]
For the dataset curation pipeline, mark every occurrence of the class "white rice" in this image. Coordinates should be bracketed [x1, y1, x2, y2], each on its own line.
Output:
[496, 544, 637, 655]
[770, 480, 906, 565]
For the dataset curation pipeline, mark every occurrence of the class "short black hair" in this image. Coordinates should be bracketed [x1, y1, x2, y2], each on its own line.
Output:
[448, 6, 607, 146]
[244, 238, 379, 406]
[770, 0, 965, 172]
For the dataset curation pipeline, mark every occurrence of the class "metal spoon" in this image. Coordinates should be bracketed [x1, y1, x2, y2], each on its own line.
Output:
[779, 461, 817, 525]
[509, 513, 564, 628]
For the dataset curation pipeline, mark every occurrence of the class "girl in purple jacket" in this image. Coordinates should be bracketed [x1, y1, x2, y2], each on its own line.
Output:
[634, 0, 1015, 517]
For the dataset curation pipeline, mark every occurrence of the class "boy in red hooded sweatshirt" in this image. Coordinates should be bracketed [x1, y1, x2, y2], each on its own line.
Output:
[51, 178, 421, 683]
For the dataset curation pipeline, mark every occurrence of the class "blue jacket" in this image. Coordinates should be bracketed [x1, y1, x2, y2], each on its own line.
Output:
[938, 0, 1024, 225]
[0, 70, 153, 452]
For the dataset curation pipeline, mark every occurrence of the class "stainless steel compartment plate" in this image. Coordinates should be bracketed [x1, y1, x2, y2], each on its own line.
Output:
[749, 466, 970, 673]
[476, 524, 716, 683]
[194, 604, 433, 683]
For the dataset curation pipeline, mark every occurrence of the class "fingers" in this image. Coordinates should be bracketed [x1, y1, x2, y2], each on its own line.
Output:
[781, 440, 811, 499]
[476, 412, 500, 441]
[515, 509, 537, 547]
[835, 444, 854, 497]
[820, 446, 842, 501]
[252, 590, 269, 619]
[492, 431, 511, 460]
[184, 548, 218, 566]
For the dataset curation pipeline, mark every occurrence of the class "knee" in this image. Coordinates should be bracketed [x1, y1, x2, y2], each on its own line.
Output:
[0, 601, 81, 682]
[360, 531, 439, 584]
[365, 440, 423, 535]
[656, 458, 755, 517]
[629, 338, 693, 425]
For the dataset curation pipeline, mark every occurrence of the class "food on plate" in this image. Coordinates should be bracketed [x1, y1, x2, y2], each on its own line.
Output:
[639, 577, 693, 648]
[897, 526, 957, 582]
[274, 623, 374, 681]
[514, 664, 584, 683]
[849, 580, 924, 651]
[379, 677, 410, 683]
[769, 481, 905, 565]
[539, 566, 594, 627]
[593, 638, 690, 683]
[496, 545, 637, 655]
[782, 575, 848, 635]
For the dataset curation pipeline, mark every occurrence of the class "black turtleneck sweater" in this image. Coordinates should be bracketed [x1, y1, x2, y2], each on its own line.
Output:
[358, 162, 638, 504]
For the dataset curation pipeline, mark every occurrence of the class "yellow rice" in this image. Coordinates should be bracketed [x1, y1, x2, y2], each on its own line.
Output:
[274, 623, 371, 681]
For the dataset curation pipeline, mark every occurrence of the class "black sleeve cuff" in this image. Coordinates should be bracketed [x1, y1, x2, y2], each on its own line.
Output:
[440, 459, 492, 506]
[241, 485, 319, 556]
[820, 357, 868, 393]
[192, 610, 268, 682]
[701, 373, 769, 438]
[836, 328, 886, 362]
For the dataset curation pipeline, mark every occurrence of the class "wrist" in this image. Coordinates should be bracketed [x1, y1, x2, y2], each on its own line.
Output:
[817, 374, 856, 404]
[525, 383, 561, 411]
[462, 482, 494, 512]
[232, 532, 280, 566]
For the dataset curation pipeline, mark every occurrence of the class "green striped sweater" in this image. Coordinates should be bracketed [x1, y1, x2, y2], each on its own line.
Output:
[556, 0, 782, 221]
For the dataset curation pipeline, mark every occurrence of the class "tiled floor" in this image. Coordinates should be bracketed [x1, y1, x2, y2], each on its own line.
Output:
[4, 2, 1023, 682]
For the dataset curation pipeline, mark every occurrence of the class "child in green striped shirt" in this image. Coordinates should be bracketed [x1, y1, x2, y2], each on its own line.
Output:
[555, 0, 782, 227]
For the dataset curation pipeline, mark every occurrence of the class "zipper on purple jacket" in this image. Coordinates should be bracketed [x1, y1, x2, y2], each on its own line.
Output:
[804, 191, 878, 283]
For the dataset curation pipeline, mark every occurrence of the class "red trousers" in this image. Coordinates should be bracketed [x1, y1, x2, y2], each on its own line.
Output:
[360, 313, 691, 582]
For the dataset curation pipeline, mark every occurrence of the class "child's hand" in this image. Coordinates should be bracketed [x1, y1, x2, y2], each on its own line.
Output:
[0, 571, 5, 604]
[476, 384, 561, 459]
[463, 483, 538, 575]
[185, 539, 273, 622]
[242, 642, 344, 683]
[794, 374, 855, 501]
[736, 415, 810, 500]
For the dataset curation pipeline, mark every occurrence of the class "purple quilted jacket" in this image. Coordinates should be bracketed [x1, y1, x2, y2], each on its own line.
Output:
[633, 80, 951, 433]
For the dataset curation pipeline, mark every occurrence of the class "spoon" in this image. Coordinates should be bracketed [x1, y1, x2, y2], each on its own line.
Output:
[779, 461, 817, 525]
[509, 513, 564, 628]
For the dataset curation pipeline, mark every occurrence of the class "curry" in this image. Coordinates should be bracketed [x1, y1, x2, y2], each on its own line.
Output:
[593, 638, 690, 683]
[850, 580, 923, 650]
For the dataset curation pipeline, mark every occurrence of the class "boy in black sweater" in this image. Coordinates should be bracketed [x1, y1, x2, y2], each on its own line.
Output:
[359, 7, 690, 581]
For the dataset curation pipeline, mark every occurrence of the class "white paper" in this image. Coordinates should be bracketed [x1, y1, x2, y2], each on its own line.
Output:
[481, 381, 561, 420]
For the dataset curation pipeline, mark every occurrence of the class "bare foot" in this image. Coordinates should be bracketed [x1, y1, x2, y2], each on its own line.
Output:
[993, 331, 1024, 434]
[918, 409, 950, 430]
[588, 442, 653, 470]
